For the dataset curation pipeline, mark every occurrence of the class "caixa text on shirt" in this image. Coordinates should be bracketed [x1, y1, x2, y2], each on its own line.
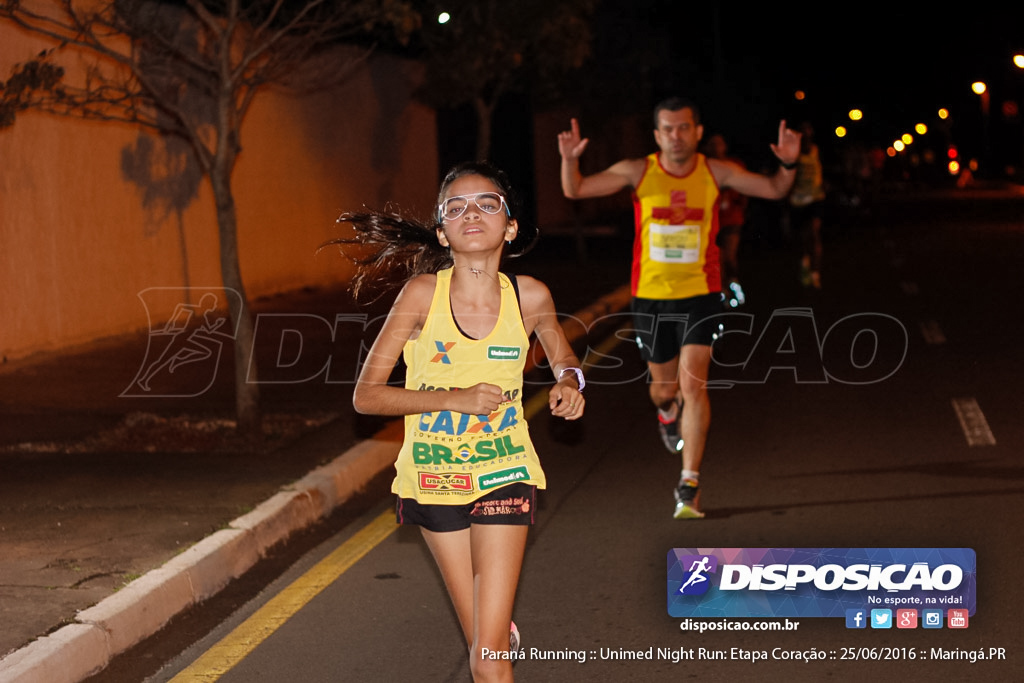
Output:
[415, 406, 520, 436]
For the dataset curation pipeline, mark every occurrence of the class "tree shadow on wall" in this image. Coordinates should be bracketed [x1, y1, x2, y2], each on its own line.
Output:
[119, 9, 208, 302]
[120, 132, 202, 298]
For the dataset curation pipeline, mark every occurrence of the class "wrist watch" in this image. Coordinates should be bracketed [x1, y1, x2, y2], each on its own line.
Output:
[559, 367, 585, 392]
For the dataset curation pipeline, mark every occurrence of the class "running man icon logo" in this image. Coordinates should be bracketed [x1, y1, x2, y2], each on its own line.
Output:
[677, 554, 718, 596]
[122, 288, 240, 398]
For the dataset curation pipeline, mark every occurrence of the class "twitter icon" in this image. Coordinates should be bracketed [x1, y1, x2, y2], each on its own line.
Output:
[870, 609, 892, 629]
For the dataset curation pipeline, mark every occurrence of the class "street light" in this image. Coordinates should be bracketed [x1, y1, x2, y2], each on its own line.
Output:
[1014, 54, 1024, 180]
[972, 81, 991, 175]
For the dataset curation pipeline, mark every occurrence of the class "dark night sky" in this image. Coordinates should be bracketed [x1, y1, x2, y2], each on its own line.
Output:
[588, 3, 1024, 163]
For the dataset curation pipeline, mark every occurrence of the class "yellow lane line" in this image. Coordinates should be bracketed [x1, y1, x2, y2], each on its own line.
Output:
[172, 320, 628, 681]
[169, 511, 398, 681]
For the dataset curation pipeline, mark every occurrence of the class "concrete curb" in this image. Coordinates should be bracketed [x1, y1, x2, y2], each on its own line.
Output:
[0, 439, 401, 683]
[0, 283, 631, 683]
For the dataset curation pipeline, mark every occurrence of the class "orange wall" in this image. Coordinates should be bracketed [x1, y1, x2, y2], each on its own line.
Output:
[0, 30, 437, 362]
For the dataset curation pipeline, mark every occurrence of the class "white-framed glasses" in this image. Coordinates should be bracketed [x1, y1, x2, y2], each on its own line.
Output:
[437, 192, 509, 222]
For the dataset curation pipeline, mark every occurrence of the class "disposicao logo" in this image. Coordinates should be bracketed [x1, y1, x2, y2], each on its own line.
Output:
[667, 548, 976, 619]
[676, 555, 718, 596]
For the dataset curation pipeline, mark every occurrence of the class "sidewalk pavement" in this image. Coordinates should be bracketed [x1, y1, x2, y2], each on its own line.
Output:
[0, 240, 632, 683]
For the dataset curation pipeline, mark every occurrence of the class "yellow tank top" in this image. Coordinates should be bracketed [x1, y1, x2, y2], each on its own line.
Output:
[392, 267, 545, 503]
[631, 153, 721, 299]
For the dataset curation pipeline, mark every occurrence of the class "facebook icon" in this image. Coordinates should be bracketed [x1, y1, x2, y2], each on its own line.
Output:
[845, 609, 867, 629]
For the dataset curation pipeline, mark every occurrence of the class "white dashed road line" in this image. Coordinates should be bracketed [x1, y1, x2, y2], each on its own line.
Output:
[951, 397, 997, 446]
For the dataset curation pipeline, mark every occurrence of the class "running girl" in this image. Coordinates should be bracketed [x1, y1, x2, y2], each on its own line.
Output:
[329, 161, 585, 682]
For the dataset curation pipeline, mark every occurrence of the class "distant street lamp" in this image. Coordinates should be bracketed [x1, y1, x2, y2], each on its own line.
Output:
[1014, 55, 1024, 180]
[972, 81, 991, 175]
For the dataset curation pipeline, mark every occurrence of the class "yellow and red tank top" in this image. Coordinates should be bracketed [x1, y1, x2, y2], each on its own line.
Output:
[393, 267, 545, 504]
[631, 152, 721, 299]
[789, 145, 826, 207]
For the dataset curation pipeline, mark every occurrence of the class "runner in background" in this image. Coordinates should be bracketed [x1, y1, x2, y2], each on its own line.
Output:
[788, 122, 826, 289]
[558, 97, 800, 519]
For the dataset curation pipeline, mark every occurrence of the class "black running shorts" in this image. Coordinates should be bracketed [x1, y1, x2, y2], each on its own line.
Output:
[396, 483, 537, 533]
[630, 294, 723, 364]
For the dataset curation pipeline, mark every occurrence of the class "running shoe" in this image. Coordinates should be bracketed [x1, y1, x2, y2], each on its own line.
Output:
[725, 280, 746, 308]
[657, 402, 683, 454]
[673, 478, 704, 519]
[510, 621, 521, 657]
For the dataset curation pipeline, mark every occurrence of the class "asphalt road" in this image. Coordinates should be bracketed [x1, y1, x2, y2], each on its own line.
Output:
[95, 187, 1024, 682]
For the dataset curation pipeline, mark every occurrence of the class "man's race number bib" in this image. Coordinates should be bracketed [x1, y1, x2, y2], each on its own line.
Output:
[650, 224, 700, 263]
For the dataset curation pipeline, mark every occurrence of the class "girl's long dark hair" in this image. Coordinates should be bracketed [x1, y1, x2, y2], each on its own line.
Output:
[322, 161, 537, 302]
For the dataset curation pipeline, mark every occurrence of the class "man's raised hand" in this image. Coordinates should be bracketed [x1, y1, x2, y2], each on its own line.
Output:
[558, 118, 590, 159]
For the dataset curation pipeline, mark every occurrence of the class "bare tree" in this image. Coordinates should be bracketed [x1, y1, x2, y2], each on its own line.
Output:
[417, 0, 595, 161]
[0, 0, 418, 437]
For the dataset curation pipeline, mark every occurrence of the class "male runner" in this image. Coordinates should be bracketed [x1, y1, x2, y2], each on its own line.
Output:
[558, 97, 800, 518]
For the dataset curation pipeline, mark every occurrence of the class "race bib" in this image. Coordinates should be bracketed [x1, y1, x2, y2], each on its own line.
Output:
[650, 224, 700, 263]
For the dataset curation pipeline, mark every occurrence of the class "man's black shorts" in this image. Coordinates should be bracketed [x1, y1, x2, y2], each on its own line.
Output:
[630, 294, 723, 364]
[396, 483, 536, 533]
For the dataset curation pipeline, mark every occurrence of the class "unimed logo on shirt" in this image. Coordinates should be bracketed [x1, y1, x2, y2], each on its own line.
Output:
[487, 346, 521, 360]
[478, 466, 529, 490]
